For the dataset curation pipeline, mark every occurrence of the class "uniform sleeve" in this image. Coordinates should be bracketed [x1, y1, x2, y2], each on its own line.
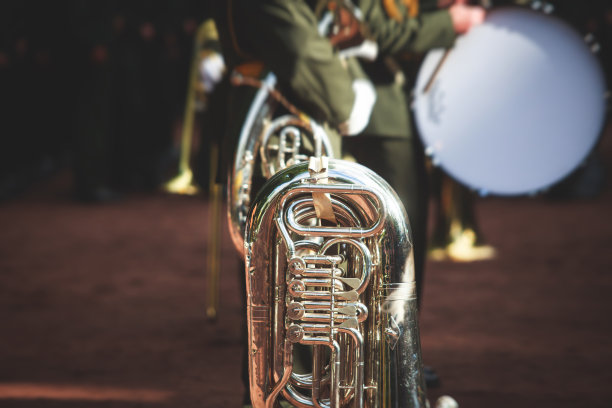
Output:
[234, 0, 355, 126]
[359, 0, 457, 55]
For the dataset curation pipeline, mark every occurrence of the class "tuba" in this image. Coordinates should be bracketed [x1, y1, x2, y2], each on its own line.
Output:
[243, 158, 428, 407]
[227, 70, 454, 407]
[228, 72, 334, 256]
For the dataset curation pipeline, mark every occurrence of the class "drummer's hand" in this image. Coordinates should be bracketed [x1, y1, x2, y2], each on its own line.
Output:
[449, 4, 486, 34]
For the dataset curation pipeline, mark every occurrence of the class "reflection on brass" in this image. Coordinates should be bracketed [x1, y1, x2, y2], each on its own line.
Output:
[227, 72, 335, 257]
[244, 159, 454, 407]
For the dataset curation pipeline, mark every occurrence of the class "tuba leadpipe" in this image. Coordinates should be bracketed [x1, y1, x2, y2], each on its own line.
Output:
[244, 158, 428, 407]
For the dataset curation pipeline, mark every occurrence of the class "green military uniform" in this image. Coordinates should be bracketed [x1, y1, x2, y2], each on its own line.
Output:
[214, 0, 356, 126]
[344, 0, 456, 305]
[213, 1, 456, 405]
[212, 3, 360, 405]
[212, 0, 358, 179]
[215, 1, 456, 305]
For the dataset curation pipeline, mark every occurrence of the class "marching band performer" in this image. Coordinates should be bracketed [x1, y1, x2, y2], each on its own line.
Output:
[339, 0, 485, 389]
[341, 0, 485, 306]
[209, 3, 375, 406]
[208, 0, 484, 405]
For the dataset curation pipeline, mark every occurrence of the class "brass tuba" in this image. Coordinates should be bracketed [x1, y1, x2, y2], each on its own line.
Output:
[228, 71, 455, 408]
[243, 158, 428, 407]
[227, 72, 335, 256]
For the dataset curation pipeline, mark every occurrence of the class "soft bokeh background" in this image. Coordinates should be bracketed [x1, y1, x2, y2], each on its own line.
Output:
[1, 1, 611, 408]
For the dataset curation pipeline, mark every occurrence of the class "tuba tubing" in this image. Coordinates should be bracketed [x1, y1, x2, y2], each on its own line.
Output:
[244, 159, 427, 407]
[227, 72, 334, 256]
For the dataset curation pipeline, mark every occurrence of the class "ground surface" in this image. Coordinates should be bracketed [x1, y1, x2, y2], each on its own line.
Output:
[1, 124, 611, 408]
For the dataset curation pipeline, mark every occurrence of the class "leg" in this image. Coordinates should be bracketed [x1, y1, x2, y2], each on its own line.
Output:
[343, 135, 429, 306]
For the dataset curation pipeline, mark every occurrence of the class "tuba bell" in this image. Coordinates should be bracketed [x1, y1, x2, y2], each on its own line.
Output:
[244, 158, 428, 407]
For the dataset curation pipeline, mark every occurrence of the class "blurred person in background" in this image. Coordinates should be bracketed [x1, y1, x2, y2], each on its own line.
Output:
[544, 0, 611, 199]
[341, 0, 485, 311]
[209, 4, 376, 406]
[70, 0, 205, 203]
[341, 0, 485, 388]
[0, 1, 73, 200]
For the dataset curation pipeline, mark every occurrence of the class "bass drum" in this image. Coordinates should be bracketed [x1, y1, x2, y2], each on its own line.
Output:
[412, 7, 607, 196]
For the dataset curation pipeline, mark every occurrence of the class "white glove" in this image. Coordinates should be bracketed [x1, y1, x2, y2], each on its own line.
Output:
[340, 79, 376, 136]
[199, 52, 225, 93]
[338, 40, 379, 61]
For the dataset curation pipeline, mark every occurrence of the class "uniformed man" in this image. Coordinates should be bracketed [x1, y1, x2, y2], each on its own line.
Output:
[343, 0, 485, 307]
[210, 4, 376, 407]
[211, 0, 377, 185]
[211, 1, 484, 405]
[338, 0, 485, 390]
[213, 0, 484, 305]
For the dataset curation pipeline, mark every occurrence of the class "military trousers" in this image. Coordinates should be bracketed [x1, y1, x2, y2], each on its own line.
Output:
[343, 134, 430, 306]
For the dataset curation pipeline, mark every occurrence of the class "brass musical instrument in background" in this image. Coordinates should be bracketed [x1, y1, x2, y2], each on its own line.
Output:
[160, 19, 225, 319]
[163, 19, 220, 195]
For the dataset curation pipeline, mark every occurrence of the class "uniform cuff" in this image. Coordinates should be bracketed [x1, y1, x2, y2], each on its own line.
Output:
[413, 10, 457, 53]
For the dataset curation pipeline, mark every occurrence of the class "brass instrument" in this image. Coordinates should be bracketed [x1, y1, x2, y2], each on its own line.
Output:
[162, 20, 219, 195]
[228, 72, 335, 256]
[161, 19, 225, 319]
[244, 158, 431, 407]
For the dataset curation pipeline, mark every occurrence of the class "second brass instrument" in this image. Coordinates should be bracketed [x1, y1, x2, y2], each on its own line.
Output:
[228, 72, 334, 256]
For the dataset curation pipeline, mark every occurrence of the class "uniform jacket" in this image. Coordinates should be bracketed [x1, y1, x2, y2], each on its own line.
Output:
[213, 0, 356, 127]
[214, 0, 456, 137]
[357, 0, 456, 138]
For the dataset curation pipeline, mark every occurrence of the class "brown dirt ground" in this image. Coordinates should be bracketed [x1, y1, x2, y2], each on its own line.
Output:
[1, 123, 611, 408]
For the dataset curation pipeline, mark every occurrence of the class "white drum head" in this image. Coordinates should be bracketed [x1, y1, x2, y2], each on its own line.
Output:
[413, 8, 606, 195]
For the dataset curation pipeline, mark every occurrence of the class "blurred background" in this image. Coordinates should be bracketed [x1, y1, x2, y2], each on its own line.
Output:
[1, 1, 612, 408]
[0, 0, 610, 200]
[0, 0, 211, 201]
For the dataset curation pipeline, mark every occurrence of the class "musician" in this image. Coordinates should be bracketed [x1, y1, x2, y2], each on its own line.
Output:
[334, 0, 484, 389]
[342, 0, 485, 306]
[211, 1, 484, 405]
[210, 0, 379, 189]
[211, 0, 483, 273]
[210, 3, 377, 406]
